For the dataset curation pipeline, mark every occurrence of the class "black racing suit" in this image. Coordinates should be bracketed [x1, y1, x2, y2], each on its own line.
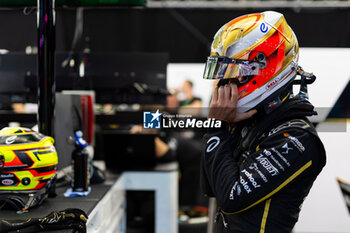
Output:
[201, 97, 326, 233]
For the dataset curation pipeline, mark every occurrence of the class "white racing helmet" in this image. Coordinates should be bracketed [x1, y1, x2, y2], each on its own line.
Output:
[203, 11, 299, 111]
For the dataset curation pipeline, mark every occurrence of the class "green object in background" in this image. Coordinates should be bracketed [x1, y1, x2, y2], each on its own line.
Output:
[0, 0, 35, 5]
[98, 0, 145, 5]
[0, 0, 146, 6]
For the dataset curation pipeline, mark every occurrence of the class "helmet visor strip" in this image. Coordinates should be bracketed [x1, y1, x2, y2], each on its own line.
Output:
[203, 56, 262, 81]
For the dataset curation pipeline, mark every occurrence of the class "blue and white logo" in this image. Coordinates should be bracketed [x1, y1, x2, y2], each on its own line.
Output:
[260, 22, 268, 33]
[143, 110, 162, 129]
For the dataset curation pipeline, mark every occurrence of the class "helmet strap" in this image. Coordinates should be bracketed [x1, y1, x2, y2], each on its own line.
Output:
[294, 66, 316, 100]
[260, 85, 291, 115]
[259, 66, 316, 115]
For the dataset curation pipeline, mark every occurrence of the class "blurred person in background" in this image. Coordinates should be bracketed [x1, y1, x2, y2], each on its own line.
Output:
[129, 123, 207, 225]
[167, 80, 202, 117]
[177, 80, 203, 117]
[179, 80, 202, 108]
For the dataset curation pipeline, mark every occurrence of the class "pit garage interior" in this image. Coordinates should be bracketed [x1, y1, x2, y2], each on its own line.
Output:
[0, 1, 350, 233]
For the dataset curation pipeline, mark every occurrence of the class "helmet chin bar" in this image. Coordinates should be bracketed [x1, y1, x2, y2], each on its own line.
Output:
[0, 174, 56, 213]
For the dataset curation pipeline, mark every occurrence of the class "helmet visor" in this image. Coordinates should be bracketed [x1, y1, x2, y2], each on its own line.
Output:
[203, 56, 262, 81]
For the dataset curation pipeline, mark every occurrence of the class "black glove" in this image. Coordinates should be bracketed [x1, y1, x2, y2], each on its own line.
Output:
[0, 208, 88, 233]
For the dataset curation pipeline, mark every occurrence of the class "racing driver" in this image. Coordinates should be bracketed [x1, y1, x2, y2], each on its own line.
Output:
[201, 11, 326, 233]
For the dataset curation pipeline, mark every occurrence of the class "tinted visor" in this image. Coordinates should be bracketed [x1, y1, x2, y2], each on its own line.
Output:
[203, 56, 262, 81]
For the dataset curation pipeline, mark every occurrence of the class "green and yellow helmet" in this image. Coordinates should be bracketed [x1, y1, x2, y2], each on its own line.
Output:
[0, 127, 58, 192]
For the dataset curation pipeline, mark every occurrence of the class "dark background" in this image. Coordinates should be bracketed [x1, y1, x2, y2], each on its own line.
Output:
[0, 7, 350, 63]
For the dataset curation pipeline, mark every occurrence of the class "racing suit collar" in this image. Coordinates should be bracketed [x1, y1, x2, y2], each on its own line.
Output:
[238, 96, 317, 153]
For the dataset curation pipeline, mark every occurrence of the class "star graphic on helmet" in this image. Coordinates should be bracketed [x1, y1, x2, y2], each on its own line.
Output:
[151, 110, 161, 122]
